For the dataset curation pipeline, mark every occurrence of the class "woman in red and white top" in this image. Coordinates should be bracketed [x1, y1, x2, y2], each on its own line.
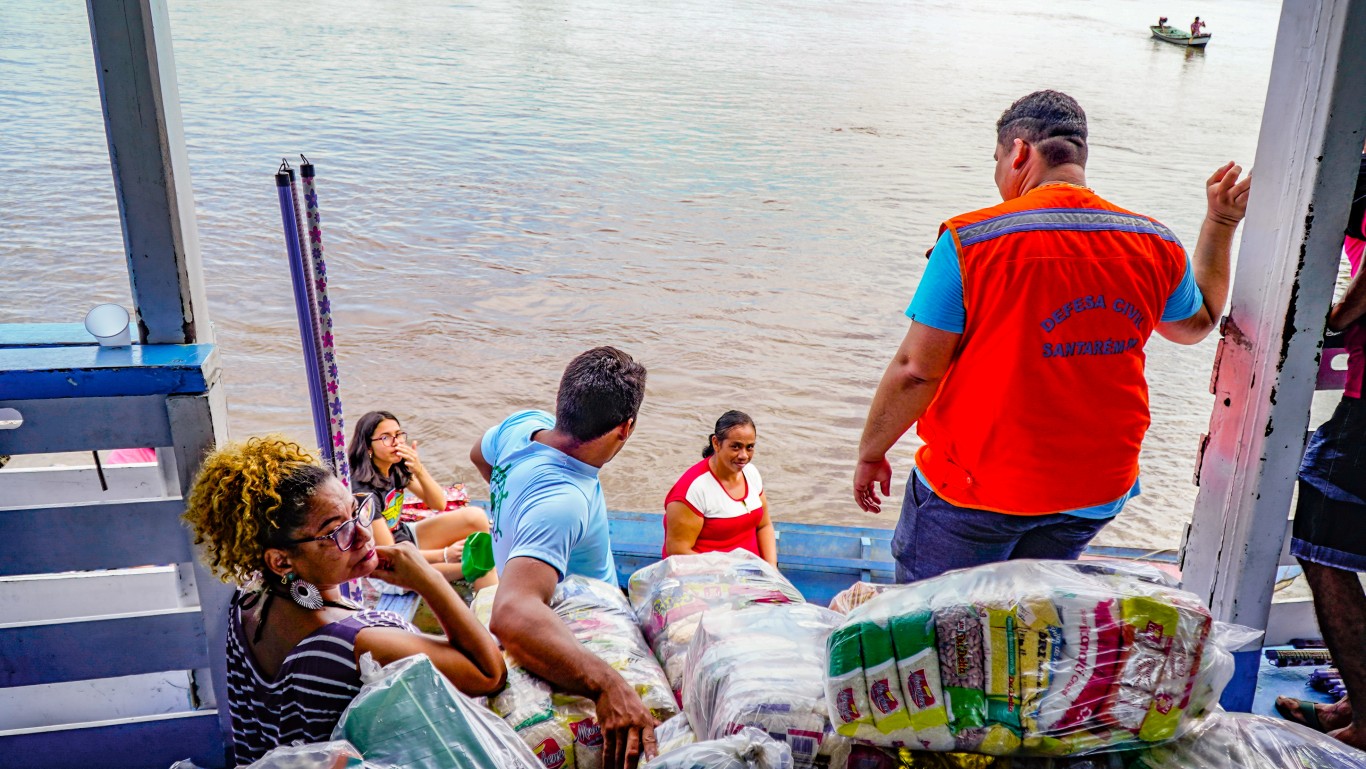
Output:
[663, 410, 777, 565]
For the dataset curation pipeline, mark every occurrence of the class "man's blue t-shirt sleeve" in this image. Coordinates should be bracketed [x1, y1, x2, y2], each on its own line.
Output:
[504, 487, 585, 578]
[481, 409, 553, 466]
[905, 231, 967, 334]
[1160, 257, 1205, 322]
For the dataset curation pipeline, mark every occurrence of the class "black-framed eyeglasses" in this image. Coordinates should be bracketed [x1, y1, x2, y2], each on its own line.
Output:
[369, 431, 408, 446]
[281, 494, 376, 551]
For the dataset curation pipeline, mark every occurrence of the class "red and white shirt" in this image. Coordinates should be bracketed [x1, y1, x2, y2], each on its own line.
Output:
[663, 458, 765, 557]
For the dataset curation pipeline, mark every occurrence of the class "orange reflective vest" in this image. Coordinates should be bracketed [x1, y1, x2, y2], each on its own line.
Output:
[915, 184, 1189, 515]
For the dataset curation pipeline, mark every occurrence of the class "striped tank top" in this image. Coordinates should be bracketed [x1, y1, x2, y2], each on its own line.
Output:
[225, 590, 416, 764]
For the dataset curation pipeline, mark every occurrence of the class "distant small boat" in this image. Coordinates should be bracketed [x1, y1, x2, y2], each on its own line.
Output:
[1151, 24, 1212, 47]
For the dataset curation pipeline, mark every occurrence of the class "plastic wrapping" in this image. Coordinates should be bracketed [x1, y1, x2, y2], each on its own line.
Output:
[824, 560, 1260, 757]
[830, 582, 896, 615]
[480, 577, 678, 767]
[331, 654, 542, 769]
[237, 741, 368, 769]
[655, 712, 698, 754]
[684, 603, 845, 768]
[552, 575, 679, 721]
[644, 727, 795, 769]
[1131, 710, 1366, 768]
[628, 551, 805, 696]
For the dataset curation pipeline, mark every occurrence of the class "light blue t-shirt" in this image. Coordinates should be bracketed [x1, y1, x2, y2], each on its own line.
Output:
[903, 230, 1199, 519]
[481, 409, 617, 583]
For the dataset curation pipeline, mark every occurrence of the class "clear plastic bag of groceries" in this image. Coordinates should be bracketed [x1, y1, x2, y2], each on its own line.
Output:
[240, 741, 368, 769]
[552, 575, 679, 721]
[627, 551, 805, 696]
[823, 559, 1261, 758]
[331, 653, 542, 769]
[655, 712, 698, 754]
[830, 582, 897, 615]
[684, 603, 845, 768]
[644, 726, 795, 769]
[1131, 710, 1366, 768]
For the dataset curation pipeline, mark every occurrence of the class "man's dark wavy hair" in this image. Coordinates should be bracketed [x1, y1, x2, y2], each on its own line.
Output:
[555, 346, 647, 442]
[996, 90, 1089, 168]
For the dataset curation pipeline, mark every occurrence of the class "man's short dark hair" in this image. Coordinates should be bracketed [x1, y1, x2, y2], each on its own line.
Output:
[555, 346, 648, 442]
[996, 90, 1089, 168]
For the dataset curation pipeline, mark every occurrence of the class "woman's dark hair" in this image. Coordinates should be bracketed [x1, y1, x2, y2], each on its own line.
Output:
[346, 410, 412, 491]
[556, 347, 648, 442]
[996, 90, 1088, 168]
[702, 410, 756, 458]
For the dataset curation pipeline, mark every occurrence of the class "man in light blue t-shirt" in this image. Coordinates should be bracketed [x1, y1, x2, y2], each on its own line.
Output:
[470, 346, 657, 768]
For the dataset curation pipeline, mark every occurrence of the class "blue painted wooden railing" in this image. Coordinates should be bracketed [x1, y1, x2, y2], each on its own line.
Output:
[0, 323, 231, 769]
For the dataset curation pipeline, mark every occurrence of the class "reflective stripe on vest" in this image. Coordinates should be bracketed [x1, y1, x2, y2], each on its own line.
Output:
[915, 186, 1188, 515]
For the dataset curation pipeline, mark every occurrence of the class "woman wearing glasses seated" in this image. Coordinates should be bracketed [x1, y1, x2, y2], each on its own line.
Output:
[183, 437, 505, 764]
[347, 410, 496, 586]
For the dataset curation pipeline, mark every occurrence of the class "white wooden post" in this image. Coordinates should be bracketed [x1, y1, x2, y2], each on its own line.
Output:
[1182, 0, 1366, 710]
[86, 0, 212, 345]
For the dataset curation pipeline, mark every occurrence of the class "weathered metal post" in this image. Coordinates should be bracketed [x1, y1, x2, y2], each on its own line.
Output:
[1182, 0, 1366, 711]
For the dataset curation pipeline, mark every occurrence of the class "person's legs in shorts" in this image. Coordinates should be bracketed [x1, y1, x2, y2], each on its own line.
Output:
[892, 472, 1034, 583]
[1008, 514, 1111, 561]
[1283, 478, 1366, 747]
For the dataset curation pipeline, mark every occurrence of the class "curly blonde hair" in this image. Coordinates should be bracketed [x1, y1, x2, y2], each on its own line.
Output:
[183, 436, 333, 585]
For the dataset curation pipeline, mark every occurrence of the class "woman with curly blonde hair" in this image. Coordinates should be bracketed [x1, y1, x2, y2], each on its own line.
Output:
[184, 436, 505, 764]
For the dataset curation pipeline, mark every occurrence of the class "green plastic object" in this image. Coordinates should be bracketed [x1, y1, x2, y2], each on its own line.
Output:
[462, 531, 495, 582]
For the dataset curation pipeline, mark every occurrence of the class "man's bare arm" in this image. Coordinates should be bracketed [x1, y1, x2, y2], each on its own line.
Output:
[490, 557, 656, 767]
[1158, 162, 1251, 344]
[469, 439, 493, 483]
[853, 322, 961, 513]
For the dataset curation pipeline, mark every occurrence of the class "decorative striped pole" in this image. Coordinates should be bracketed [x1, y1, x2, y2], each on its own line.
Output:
[300, 156, 350, 485]
[275, 164, 331, 460]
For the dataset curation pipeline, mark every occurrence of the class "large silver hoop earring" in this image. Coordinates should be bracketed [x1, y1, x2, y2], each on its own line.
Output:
[286, 572, 324, 610]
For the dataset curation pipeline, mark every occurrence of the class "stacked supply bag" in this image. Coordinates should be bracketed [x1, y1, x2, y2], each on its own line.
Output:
[823, 560, 1259, 758]
[628, 551, 805, 699]
[473, 577, 678, 769]
[332, 654, 543, 769]
[683, 603, 849, 768]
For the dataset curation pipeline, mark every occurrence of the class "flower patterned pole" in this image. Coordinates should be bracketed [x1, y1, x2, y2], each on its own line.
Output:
[300, 156, 350, 485]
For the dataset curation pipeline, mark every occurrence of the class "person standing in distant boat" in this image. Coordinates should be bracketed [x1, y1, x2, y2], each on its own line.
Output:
[1190, 16, 1207, 37]
[663, 410, 777, 566]
[853, 90, 1250, 583]
[347, 410, 496, 587]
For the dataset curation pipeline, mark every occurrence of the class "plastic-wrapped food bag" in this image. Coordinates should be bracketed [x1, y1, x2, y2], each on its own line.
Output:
[332, 653, 542, 769]
[824, 560, 1259, 758]
[627, 552, 805, 696]
[168, 742, 370, 769]
[830, 582, 896, 615]
[1132, 710, 1366, 769]
[655, 712, 698, 754]
[644, 727, 795, 769]
[552, 575, 679, 721]
[684, 603, 845, 768]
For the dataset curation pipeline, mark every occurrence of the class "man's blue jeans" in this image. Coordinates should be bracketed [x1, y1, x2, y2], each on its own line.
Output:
[892, 473, 1112, 583]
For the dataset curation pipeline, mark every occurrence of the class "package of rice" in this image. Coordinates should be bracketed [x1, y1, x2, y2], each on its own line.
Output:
[684, 603, 841, 768]
[826, 560, 1256, 758]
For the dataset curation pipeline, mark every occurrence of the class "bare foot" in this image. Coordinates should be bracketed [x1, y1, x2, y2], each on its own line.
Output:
[1276, 695, 1353, 732]
[1328, 722, 1366, 751]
